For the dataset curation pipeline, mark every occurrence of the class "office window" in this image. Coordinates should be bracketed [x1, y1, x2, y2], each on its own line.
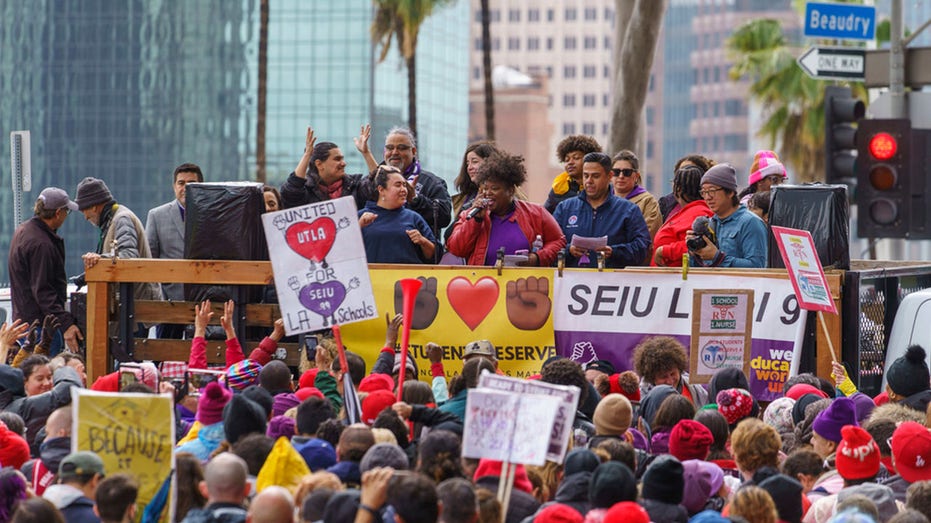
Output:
[491, 9, 500, 22]
[493, 38, 500, 51]
[584, 36, 597, 49]
[583, 94, 596, 107]
[602, 123, 610, 135]
[474, 10, 481, 23]
[647, 141, 654, 157]
[528, 37, 540, 51]
[546, 37, 554, 50]
[473, 67, 481, 80]
[583, 65, 596, 78]
[604, 36, 612, 50]
[603, 65, 611, 78]
[563, 122, 577, 134]
[604, 8, 614, 19]
[546, 66, 553, 78]
[584, 7, 597, 20]
[603, 93, 610, 107]
[474, 38, 481, 51]
[529, 9, 540, 22]
[582, 122, 595, 134]
[565, 8, 577, 21]
[508, 37, 520, 50]
[563, 94, 576, 107]
[508, 9, 520, 22]
[564, 65, 577, 78]
[646, 107, 654, 125]
[564, 36, 576, 50]
[547, 9, 554, 21]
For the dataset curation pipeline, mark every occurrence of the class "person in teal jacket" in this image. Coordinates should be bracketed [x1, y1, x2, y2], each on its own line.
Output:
[438, 358, 495, 422]
[553, 152, 651, 268]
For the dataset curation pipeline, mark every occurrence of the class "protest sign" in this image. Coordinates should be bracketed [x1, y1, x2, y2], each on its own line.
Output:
[478, 372, 579, 462]
[462, 388, 559, 466]
[72, 389, 175, 523]
[262, 197, 377, 335]
[771, 226, 838, 314]
[553, 270, 807, 401]
[689, 289, 754, 384]
[340, 268, 556, 379]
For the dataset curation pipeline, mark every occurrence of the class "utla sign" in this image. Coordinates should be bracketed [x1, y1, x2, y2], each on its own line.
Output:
[804, 2, 876, 41]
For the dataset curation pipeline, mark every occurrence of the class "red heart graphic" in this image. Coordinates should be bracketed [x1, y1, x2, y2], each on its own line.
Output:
[447, 276, 499, 330]
[285, 218, 337, 263]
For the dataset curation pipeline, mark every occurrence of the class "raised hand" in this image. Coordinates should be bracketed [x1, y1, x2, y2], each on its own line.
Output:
[219, 299, 236, 340]
[384, 313, 403, 349]
[38, 315, 61, 354]
[194, 300, 214, 338]
[353, 124, 372, 155]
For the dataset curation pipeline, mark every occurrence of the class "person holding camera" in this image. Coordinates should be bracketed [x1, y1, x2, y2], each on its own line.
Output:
[686, 163, 768, 268]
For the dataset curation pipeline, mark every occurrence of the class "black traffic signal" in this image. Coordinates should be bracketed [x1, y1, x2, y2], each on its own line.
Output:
[824, 86, 865, 184]
[855, 119, 911, 238]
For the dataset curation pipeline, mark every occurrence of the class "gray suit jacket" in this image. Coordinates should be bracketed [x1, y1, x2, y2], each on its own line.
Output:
[145, 200, 185, 301]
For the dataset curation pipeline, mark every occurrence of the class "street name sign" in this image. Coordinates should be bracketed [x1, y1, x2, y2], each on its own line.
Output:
[797, 47, 866, 81]
[804, 2, 876, 41]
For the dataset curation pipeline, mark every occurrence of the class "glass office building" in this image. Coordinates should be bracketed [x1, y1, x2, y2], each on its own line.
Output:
[0, 0, 468, 282]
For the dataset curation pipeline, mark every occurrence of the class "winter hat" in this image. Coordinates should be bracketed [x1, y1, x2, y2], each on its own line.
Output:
[681, 460, 724, 515]
[535, 503, 584, 523]
[298, 368, 320, 390]
[74, 177, 113, 210]
[588, 461, 638, 509]
[563, 448, 601, 476]
[360, 443, 409, 473]
[0, 422, 30, 470]
[294, 387, 324, 401]
[762, 396, 796, 434]
[362, 389, 396, 426]
[786, 383, 828, 401]
[886, 345, 931, 398]
[392, 352, 417, 376]
[835, 425, 880, 480]
[792, 393, 823, 424]
[584, 360, 616, 376]
[358, 373, 394, 394]
[640, 385, 677, 429]
[758, 473, 804, 523]
[836, 483, 900, 523]
[272, 393, 301, 417]
[748, 150, 786, 186]
[292, 438, 337, 472]
[700, 163, 738, 193]
[641, 455, 685, 505]
[226, 359, 263, 392]
[891, 421, 931, 483]
[266, 415, 296, 441]
[669, 419, 714, 461]
[38, 187, 79, 211]
[223, 394, 268, 444]
[196, 381, 232, 425]
[812, 397, 858, 443]
[473, 460, 533, 494]
[593, 393, 633, 436]
[242, 385, 274, 419]
[716, 388, 753, 426]
[602, 502, 650, 523]
[849, 392, 876, 423]
[707, 367, 751, 402]
[614, 371, 641, 402]
[689, 510, 732, 523]
[0, 366, 26, 398]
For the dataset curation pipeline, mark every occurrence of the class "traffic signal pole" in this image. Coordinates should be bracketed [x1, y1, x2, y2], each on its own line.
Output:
[888, 0, 905, 259]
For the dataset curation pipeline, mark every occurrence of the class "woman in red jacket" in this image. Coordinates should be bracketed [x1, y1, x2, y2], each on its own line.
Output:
[447, 152, 565, 267]
[651, 164, 714, 267]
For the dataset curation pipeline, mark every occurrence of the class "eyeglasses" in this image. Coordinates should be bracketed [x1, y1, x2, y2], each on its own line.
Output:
[699, 188, 723, 198]
[765, 175, 784, 185]
[612, 168, 636, 177]
[384, 144, 412, 152]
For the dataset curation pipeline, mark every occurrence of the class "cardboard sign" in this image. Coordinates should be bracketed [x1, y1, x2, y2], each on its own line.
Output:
[478, 372, 580, 463]
[462, 389, 559, 466]
[72, 389, 175, 523]
[771, 226, 838, 314]
[262, 197, 378, 335]
[689, 289, 754, 384]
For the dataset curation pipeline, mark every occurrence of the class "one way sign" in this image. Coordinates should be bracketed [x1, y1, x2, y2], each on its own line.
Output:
[797, 47, 866, 81]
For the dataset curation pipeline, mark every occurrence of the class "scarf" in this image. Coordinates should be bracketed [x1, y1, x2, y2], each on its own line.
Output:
[321, 178, 344, 200]
[551, 171, 572, 195]
[403, 159, 422, 181]
[95, 202, 118, 254]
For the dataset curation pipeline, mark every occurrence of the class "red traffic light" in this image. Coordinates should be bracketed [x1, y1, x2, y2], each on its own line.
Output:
[868, 132, 898, 161]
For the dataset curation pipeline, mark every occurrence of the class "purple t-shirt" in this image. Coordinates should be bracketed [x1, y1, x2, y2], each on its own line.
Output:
[483, 211, 530, 265]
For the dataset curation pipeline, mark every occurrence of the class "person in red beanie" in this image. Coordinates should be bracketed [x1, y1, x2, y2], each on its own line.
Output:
[0, 421, 30, 470]
[361, 389, 396, 426]
[806, 425, 883, 523]
[669, 419, 715, 461]
[886, 421, 931, 502]
[602, 501, 650, 523]
[533, 503, 583, 523]
[473, 459, 539, 522]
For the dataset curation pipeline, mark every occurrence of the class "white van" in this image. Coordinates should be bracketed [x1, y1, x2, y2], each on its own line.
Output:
[882, 287, 931, 390]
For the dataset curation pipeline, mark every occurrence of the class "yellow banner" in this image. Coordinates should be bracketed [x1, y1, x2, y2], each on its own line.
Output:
[73, 389, 175, 523]
[340, 267, 556, 379]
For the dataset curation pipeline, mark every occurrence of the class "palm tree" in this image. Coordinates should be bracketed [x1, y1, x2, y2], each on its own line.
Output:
[371, 0, 452, 137]
[256, 0, 269, 183]
[726, 18, 867, 182]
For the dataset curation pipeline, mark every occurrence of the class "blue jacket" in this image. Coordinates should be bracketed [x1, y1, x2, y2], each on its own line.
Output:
[552, 193, 651, 268]
[692, 205, 768, 268]
[359, 202, 437, 264]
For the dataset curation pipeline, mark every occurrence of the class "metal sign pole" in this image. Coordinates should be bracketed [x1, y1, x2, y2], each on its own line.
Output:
[9, 131, 31, 226]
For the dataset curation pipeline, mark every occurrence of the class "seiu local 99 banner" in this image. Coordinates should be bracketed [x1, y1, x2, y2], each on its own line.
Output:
[339, 268, 557, 379]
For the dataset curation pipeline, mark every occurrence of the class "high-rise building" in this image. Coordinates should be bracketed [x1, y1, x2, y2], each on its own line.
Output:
[0, 1, 468, 283]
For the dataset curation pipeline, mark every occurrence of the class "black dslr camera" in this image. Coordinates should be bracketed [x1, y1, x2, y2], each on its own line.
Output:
[687, 216, 716, 251]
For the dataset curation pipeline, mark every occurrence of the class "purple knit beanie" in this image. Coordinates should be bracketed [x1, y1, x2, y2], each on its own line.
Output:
[812, 397, 858, 443]
[266, 415, 296, 441]
[272, 393, 301, 417]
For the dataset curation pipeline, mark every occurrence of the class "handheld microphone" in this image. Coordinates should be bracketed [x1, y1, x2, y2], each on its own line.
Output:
[467, 199, 489, 221]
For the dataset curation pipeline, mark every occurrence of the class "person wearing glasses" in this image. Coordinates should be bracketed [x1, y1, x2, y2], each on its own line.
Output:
[553, 152, 650, 268]
[280, 126, 377, 211]
[738, 150, 787, 206]
[359, 166, 437, 264]
[373, 127, 452, 259]
[686, 164, 768, 268]
[651, 164, 714, 267]
[611, 150, 662, 240]
[8, 188, 83, 355]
